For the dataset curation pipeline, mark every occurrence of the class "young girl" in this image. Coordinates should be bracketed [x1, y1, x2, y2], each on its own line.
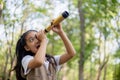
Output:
[14, 23, 76, 80]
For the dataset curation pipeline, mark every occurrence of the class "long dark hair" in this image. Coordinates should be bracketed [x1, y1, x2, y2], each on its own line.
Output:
[14, 30, 57, 80]
[14, 30, 36, 80]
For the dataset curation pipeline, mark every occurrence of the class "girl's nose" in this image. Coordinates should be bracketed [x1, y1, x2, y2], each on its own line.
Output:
[35, 35, 40, 43]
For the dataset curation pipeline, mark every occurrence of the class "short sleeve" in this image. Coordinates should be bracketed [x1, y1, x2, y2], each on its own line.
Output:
[22, 55, 34, 75]
[54, 55, 62, 71]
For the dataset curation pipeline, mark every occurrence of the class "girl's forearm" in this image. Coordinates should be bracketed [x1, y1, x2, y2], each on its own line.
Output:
[34, 39, 47, 64]
[59, 30, 76, 56]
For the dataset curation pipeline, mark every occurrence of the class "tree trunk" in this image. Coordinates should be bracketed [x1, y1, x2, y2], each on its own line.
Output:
[0, 2, 3, 17]
[90, 55, 93, 80]
[103, 38, 107, 80]
[0, 1, 3, 23]
[95, 52, 109, 80]
[103, 65, 107, 80]
[95, 60, 108, 80]
[2, 49, 9, 80]
[78, 0, 85, 80]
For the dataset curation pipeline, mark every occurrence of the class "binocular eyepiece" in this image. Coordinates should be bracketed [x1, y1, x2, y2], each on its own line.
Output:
[45, 11, 69, 33]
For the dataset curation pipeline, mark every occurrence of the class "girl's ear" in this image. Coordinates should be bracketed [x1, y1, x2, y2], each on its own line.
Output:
[24, 45, 30, 51]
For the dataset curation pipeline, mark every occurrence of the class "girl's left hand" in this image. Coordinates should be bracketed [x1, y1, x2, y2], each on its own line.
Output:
[51, 21, 63, 34]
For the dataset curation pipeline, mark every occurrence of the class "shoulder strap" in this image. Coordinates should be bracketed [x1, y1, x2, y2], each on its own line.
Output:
[21, 67, 26, 79]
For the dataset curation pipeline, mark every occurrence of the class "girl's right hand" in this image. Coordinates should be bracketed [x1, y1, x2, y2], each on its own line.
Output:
[36, 30, 47, 42]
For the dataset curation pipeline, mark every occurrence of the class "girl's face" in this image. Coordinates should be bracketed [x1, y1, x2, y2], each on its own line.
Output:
[24, 31, 40, 54]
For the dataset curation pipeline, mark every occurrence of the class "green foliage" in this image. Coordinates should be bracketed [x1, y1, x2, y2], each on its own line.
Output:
[113, 64, 120, 80]
[113, 49, 120, 58]
[85, 37, 97, 60]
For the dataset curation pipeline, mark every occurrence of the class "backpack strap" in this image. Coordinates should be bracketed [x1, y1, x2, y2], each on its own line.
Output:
[21, 67, 26, 79]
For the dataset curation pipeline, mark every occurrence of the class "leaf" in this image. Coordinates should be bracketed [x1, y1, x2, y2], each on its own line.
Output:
[112, 0, 117, 3]
[108, 10, 117, 18]
[113, 49, 120, 58]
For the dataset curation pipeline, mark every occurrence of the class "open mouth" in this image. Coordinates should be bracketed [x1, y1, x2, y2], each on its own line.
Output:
[36, 45, 40, 49]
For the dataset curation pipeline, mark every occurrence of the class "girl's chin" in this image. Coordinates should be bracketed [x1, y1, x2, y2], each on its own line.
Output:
[32, 48, 39, 53]
[31, 50, 38, 54]
[35, 49, 39, 53]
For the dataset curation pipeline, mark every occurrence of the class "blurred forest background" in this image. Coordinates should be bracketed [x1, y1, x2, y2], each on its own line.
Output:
[0, 0, 120, 80]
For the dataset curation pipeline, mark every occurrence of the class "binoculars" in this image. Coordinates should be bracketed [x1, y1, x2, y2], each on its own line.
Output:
[44, 11, 69, 33]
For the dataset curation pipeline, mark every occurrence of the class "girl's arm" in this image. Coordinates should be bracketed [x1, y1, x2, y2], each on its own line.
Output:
[28, 30, 47, 69]
[52, 24, 76, 65]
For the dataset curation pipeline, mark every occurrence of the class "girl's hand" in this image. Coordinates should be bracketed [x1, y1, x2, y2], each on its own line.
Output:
[51, 21, 63, 34]
[36, 30, 47, 42]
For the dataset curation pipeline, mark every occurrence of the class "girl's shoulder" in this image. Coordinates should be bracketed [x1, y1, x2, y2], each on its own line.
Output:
[22, 55, 34, 65]
[23, 55, 33, 58]
[53, 55, 61, 65]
